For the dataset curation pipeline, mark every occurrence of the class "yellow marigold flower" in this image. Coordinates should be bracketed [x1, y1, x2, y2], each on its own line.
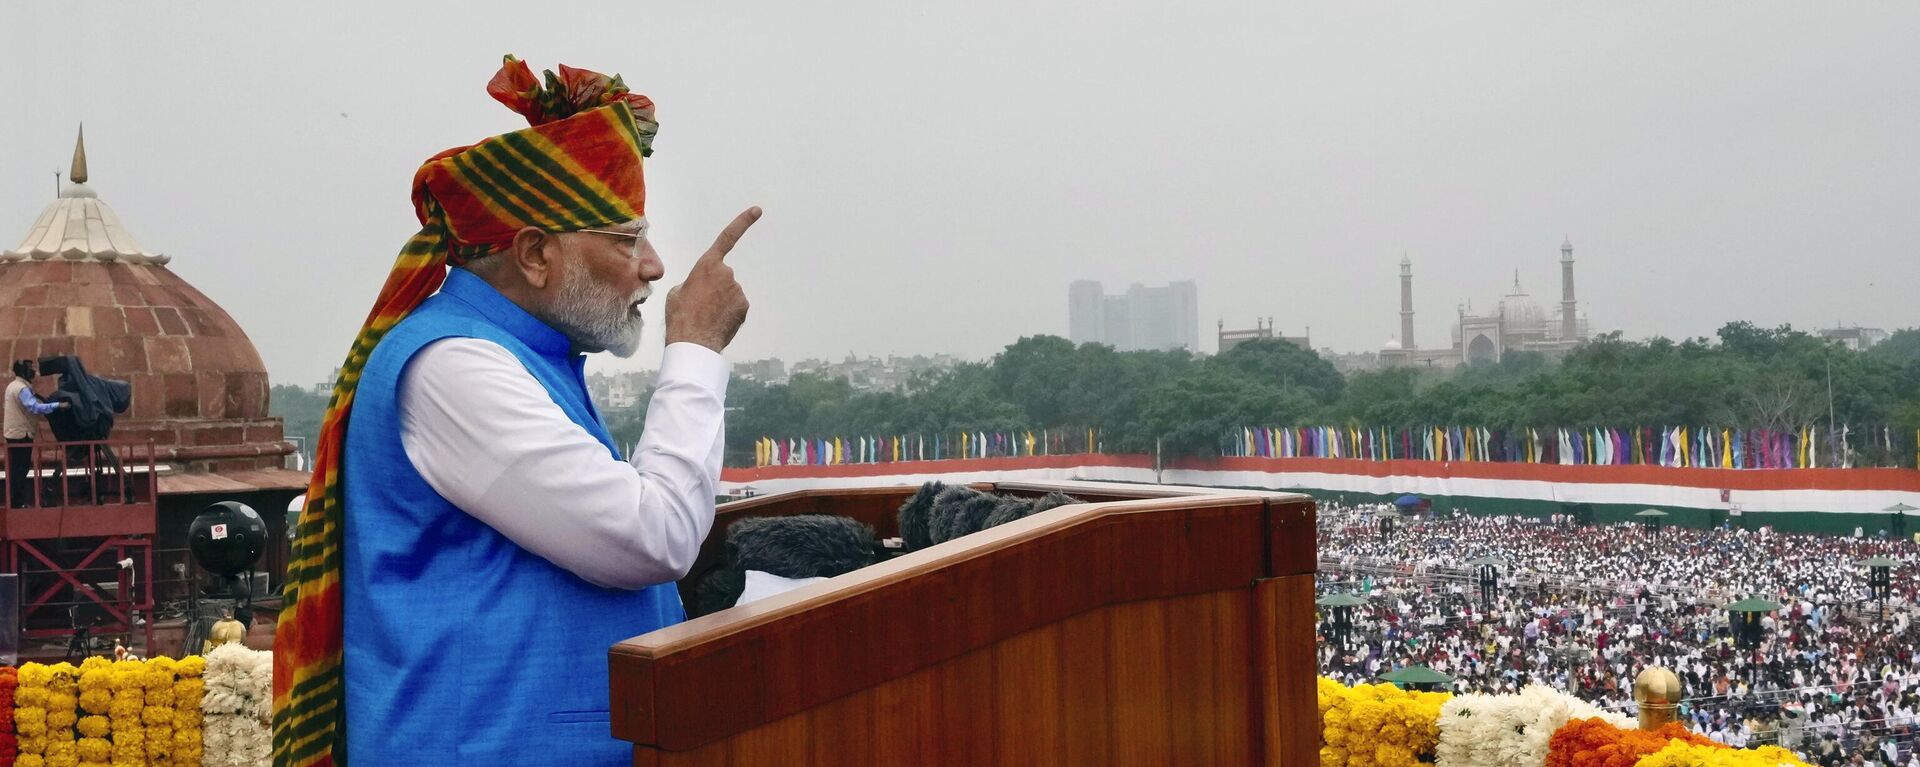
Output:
[17, 707, 48, 736]
[145, 723, 173, 756]
[173, 656, 204, 678]
[107, 661, 142, 691]
[77, 688, 111, 713]
[77, 670, 109, 693]
[172, 677, 203, 703]
[46, 709, 77, 731]
[109, 726, 143, 751]
[76, 736, 111, 762]
[15, 687, 46, 708]
[19, 663, 51, 684]
[106, 699, 140, 723]
[76, 714, 110, 739]
[43, 739, 78, 767]
[171, 724, 204, 767]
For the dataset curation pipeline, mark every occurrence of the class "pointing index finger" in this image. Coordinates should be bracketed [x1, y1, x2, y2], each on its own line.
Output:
[700, 206, 762, 266]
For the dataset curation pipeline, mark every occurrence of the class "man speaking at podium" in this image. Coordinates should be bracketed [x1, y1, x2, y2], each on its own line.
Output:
[275, 56, 757, 766]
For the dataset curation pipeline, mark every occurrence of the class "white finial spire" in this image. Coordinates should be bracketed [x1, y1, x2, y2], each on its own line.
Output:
[3, 127, 169, 265]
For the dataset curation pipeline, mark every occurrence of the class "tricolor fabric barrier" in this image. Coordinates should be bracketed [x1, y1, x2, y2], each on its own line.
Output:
[2, 644, 270, 767]
[1316, 678, 1807, 767]
[751, 428, 1100, 467]
[721, 455, 1920, 535]
[1222, 425, 1918, 470]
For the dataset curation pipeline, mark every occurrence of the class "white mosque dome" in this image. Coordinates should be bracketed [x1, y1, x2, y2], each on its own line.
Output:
[1498, 271, 1545, 332]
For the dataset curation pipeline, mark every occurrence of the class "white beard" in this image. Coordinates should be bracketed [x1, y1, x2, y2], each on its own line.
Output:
[541, 267, 650, 358]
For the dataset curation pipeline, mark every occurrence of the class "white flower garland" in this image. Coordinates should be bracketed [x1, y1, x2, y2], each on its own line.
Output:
[200, 645, 271, 767]
[1435, 684, 1634, 767]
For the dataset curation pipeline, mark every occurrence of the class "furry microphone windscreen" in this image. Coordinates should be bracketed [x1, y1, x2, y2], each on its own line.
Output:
[693, 568, 748, 617]
[1030, 491, 1080, 514]
[980, 497, 1036, 529]
[940, 492, 1003, 543]
[726, 514, 879, 579]
[897, 483, 1088, 549]
[923, 485, 984, 547]
[690, 513, 881, 618]
[896, 481, 947, 550]
[980, 491, 1082, 529]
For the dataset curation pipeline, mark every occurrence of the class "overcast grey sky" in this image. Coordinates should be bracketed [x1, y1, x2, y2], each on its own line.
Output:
[4, 2, 1917, 386]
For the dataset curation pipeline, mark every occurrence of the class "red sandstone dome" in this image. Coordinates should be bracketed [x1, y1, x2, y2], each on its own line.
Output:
[0, 132, 296, 479]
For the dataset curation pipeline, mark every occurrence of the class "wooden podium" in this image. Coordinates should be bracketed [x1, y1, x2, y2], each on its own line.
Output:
[610, 481, 1319, 766]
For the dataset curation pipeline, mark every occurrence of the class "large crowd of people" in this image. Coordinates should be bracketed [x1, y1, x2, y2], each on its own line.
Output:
[1315, 501, 1920, 765]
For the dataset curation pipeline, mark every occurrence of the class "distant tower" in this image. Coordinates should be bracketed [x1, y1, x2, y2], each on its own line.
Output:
[1068, 280, 1105, 345]
[1559, 237, 1577, 340]
[1399, 254, 1415, 350]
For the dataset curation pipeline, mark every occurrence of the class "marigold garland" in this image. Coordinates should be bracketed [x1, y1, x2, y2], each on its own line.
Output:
[1545, 718, 1723, 767]
[1635, 741, 1811, 767]
[106, 659, 145, 767]
[1318, 676, 1450, 767]
[1436, 686, 1634, 767]
[0, 655, 222, 767]
[76, 658, 113, 767]
[1313, 678, 1816, 767]
[0, 664, 19, 765]
[16, 663, 52, 767]
[141, 657, 176, 765]
[169, 656, 204, 767]
[44, 662, 80, 767]
[0, 658, 1855, 767]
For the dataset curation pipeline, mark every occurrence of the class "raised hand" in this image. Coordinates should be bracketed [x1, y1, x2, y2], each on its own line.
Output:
[664, 207, 760, 353]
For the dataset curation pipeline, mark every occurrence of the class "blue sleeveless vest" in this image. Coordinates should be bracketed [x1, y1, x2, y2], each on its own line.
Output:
[342, 269, 683, 765]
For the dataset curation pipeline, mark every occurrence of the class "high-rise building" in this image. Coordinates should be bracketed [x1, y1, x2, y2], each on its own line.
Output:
[1068, 280, 1106, 346]
[1067, 280, 1200, 352]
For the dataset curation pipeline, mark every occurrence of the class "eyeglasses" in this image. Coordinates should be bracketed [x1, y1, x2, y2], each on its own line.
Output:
[576, 227, 647, 259]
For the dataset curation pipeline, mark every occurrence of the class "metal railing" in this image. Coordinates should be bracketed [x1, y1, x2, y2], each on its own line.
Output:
[3, 439, 158, 511]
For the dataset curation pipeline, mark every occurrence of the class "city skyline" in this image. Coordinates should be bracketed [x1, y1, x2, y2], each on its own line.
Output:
[1068, 279, 1201, 353]
[5, 4, 1916, 387]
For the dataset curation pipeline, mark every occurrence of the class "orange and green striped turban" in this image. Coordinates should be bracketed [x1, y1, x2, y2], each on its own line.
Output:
[272, 55, 658, 767]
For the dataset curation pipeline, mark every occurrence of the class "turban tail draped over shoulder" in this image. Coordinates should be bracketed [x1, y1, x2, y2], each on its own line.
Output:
[272, 55, 658, 767]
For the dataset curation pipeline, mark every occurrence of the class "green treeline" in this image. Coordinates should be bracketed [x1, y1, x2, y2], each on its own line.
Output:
[270, 322, 1920, 469]
[708, 322, 1920, 467]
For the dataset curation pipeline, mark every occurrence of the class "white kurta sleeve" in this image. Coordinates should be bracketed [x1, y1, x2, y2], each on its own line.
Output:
[398, 338, 730, 590]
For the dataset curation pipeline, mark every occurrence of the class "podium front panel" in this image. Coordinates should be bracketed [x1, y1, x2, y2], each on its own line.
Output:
[613, 482, 1317, 766]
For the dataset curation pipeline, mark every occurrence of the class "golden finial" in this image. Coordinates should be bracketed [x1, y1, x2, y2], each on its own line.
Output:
[1633, 666, 1684, 730]
[70, 124, 89, 185]
[205, 617, 247, 653]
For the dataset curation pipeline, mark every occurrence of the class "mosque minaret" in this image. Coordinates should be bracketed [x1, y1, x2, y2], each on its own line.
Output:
[1379, 238, 1590, 367]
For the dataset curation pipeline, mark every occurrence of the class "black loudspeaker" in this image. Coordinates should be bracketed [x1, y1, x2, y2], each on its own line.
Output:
[0, 574, 18, 666]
